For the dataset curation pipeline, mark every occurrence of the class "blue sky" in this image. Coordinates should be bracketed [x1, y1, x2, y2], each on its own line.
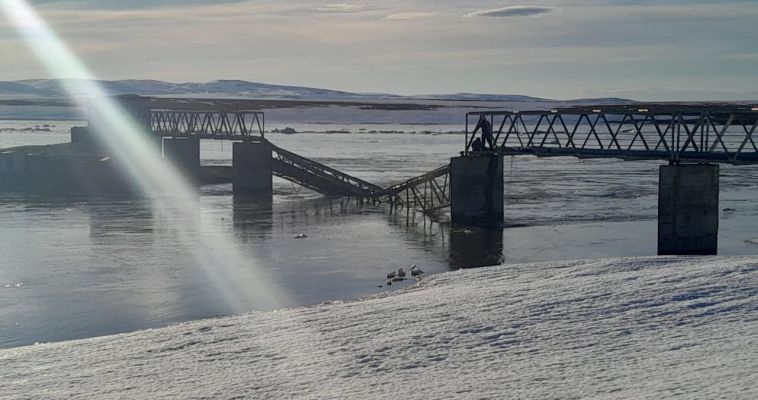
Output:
[1, 0, 757, 100]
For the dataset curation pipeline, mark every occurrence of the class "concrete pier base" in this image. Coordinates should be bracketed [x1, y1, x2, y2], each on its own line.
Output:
[450, 155, 504, 228]
[658, 164, 719, 255]
[0, 147, 139, 196]
[162, 137, 200, 177]
[72, 126, 162, 151]
[233, 141, 272, 198]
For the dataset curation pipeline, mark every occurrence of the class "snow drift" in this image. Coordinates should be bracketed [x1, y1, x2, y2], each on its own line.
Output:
[1, 256, 756, 399]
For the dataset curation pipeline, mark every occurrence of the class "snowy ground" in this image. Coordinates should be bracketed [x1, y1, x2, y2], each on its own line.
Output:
[1, 256, 756, 399]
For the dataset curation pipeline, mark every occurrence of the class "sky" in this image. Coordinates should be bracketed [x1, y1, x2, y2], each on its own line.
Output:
[0, 0, 757, 100]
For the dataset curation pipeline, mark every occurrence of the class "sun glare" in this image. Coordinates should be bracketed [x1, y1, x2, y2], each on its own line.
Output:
[0, 0, 289, 312]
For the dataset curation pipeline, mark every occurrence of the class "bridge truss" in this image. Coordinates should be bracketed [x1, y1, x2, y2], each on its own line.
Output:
[146, 107, 450, 212]
[374, 165, 451, 214]
[151, 110, 265, 140]
[269, 143, 383, 198]
[465, 104, 758, 164]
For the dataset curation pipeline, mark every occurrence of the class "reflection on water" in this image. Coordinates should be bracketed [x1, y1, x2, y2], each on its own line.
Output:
[233, 197, 273, 242]
[88, 200, 155, 240]
[449, 225, 504, 269]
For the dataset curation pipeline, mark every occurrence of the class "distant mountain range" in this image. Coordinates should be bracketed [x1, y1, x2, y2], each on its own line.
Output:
[0, 79, 631, 104]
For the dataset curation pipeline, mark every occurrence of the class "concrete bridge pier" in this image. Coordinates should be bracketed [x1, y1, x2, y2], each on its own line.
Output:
[658, 163, 720, 255]
[162, 137, 200, 177]
[449, 154, 504, 228]
[233, 141, 272, 198]
[71, 126, 163, 150]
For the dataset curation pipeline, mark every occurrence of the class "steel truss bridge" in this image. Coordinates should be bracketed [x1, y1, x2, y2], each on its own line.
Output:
[269, 142, 383, 198]
[270, 141, 451, 214]
[464, 104, 758, 164]
[146, 105, 758, 216]
[375, 166, 451, 213]
[146, 108, 452, 213]
[151, 109, 265, 139]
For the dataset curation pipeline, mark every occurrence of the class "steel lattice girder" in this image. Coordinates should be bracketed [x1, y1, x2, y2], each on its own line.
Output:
[465, 105, 758, 164]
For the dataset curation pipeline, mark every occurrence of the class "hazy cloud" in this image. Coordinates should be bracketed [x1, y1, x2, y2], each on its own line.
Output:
[2, 0, 756, 99]
[384, 12, 435, 20]
[466, 6, 558, 18]
[29, 0, 247, 10]
[315, 3, 366, 13]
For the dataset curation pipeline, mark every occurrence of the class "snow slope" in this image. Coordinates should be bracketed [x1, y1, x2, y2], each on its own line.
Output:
[1, 256, 756, 399]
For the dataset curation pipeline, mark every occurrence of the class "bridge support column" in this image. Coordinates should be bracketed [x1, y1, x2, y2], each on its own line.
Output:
[233, 141, 272, 198]
[450, 155, 504, 228]
[658, 164, 719, 255]
[162, 137, 200, 177]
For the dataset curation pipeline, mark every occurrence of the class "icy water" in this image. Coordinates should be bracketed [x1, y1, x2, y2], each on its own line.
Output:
[2, 120, 758, 348]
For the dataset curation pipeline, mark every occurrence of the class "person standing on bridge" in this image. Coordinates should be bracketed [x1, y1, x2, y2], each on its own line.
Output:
[472, 115, 495, 150]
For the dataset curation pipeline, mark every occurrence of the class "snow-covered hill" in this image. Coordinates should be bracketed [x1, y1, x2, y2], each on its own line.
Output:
[416, 92, 630, 104]
[1, 256, 755, 399]
[0, 79, 631, 103]
[8, 79, 365, 100]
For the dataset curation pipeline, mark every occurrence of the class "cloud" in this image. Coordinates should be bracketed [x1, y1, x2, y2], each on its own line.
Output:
[384, 12, 435, 20]
[466, 6, 558, 18]
[30, 0, 247, 10]
[315, 3, 366, 13]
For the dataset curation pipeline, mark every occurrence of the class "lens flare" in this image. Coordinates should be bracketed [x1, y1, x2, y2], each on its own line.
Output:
[0, 0, 290, 313]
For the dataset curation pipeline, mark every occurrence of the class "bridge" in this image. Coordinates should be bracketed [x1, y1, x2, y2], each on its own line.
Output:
[152, 109, 265, 140]
[464, 104, 758, 163]
[142, 107, 450, 208]
[83, 97, 758, 257]
[458, 104, 758, 256]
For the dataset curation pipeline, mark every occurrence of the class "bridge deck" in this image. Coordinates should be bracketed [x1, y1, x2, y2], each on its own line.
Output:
[497, 147, 758, 164]
[258, 140, 451, 212]
[269, 142, 383, 197]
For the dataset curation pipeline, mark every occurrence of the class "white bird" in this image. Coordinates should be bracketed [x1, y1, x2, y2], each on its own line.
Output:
[397, 268, 406, 278]
[293, 233, 308, 239]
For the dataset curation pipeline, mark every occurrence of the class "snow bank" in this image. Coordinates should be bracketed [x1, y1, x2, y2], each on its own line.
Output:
[1, 256, 756, 399]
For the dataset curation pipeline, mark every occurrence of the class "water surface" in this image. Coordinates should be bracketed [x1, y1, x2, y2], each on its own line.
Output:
[1, 120, 757, 348]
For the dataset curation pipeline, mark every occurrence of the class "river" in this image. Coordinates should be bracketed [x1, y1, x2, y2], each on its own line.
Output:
[1, 119, 757, 348]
